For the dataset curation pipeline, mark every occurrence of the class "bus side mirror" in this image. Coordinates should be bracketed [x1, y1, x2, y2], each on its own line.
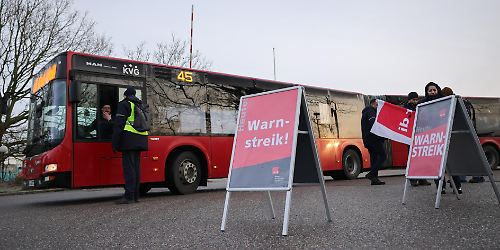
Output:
[69, 80, 81, 103]
[36, 100, 45, 118]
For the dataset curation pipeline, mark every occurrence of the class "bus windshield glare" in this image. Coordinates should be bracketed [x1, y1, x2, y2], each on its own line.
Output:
[25, 80, 67, 156]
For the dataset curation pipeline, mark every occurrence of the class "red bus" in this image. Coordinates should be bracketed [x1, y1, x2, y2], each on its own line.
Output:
[22, 52, 499, 194]
[22, 51, 373, 194]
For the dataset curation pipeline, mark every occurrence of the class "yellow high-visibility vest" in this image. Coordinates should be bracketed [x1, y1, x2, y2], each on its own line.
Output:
[123, 101, 148, 136]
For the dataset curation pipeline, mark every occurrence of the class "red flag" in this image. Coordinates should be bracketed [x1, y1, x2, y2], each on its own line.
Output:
[371, 100, 415, 145]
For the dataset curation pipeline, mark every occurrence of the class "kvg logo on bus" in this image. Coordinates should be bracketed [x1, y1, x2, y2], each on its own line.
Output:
[123, 64, 140, 76]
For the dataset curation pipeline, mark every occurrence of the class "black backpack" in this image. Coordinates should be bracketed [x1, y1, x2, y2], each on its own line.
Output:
[130, 101, 151, 132]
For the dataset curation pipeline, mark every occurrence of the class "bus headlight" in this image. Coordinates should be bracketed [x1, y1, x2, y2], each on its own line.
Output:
[44, 164, 57, 172]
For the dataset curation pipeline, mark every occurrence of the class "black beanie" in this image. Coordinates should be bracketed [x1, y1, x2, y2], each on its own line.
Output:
[408, 92, 418, 99]
[124, 87, 136, 97]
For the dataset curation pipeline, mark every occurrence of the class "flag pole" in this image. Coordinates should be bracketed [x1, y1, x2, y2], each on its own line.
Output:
[273, 48, 276, 80]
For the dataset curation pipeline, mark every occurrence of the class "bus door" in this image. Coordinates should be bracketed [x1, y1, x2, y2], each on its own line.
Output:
[74, 83, 141, 187]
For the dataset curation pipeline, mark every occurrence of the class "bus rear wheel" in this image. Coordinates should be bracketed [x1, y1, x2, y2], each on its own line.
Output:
[342, 149, 362, 180]
[166, 151, 201, 195]
[483, 145, 499, 170]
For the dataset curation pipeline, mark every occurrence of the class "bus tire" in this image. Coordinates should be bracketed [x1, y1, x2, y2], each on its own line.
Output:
[166, 151, 201, 195]
[342, 149, 362, 180]
[139, 185, 151, 196]
[483, 145, 499, 170]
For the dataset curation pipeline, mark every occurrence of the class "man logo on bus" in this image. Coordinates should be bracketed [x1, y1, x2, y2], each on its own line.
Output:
[123, 64, 140, 76]
[86, 62, 103, 67]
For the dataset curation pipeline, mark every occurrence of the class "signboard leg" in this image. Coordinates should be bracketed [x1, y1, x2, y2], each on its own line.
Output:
[435, 177, 444, 209]
[402, 179, 409, 205]
[447, 175, 461, 200]
[281, 190, 293, 236]
[319, 179, 332, 222]
[266, 191, 276, 219]
[220, 191, 232, 231]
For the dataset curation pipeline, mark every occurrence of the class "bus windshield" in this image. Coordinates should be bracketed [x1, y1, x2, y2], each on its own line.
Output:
[25, 80, 67, 156]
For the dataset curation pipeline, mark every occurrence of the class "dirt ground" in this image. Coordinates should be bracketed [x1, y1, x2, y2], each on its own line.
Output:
[0, 181, 23, 194]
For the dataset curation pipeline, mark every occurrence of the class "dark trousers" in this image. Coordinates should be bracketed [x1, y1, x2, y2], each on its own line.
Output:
[434, 176, 461, 189]
[367, 144, 386, 178]
[122, 151, 141, 201]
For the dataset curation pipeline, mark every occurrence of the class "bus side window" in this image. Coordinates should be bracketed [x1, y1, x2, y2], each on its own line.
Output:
[307, 92, 337, 139]
[98, 85, 120, 140]
[76, 83, 98, 139]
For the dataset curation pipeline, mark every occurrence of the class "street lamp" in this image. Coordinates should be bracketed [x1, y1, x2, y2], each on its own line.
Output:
[0, 145, 7, 181]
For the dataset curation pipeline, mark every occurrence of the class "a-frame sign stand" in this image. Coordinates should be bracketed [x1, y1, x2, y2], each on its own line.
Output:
[402, 95, 500, 209]
[220, 86, 332, 236]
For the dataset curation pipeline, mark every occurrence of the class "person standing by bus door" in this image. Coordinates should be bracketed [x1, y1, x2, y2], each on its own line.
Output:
[404, 92, 431, 187]
[112, 87, 149, 204]
[361, 99, 386, 185]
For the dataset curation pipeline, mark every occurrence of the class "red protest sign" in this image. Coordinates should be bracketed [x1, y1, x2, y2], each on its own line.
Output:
[221, 87, 332, 236]
[229, 88, 299, 189]
[406, 98, 453, 178]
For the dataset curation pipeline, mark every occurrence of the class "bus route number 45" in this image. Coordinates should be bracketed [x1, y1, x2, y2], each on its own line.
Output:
[177, 70, 193, 83]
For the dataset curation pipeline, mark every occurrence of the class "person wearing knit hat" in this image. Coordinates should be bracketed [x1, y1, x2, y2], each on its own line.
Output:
[404, 92, 420, 111]
[112, 86, 148, 204]
[124, 87, 136, 97]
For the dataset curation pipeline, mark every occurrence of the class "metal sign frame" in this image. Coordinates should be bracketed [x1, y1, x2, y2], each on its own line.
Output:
[402, 95, 500, 209]
[220, 86, 332, 236]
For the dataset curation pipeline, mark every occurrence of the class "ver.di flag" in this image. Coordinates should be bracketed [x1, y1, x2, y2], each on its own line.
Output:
[370, 100, 415, 145]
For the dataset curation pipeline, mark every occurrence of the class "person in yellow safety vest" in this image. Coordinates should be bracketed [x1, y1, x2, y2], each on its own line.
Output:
[112, 87, 148, 204]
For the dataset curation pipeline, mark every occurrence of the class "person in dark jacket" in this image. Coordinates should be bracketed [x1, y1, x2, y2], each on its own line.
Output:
[84, 104, 113, 139]
[418, 82, 444, 104]
[403, 91, 419, 111]
[419, 83, 461, 194]
[112, 87, 148, 204]
[442, 86, 484, 184]
[361, 99, 386, 185]
[404, 92, 431, 187]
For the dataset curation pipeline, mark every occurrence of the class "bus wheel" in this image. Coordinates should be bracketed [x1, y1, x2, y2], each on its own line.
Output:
[139, 185, 151, 196]
[342, 149, 362, 179]
[483, 145, 499, 170]
[166, 151, 201, 195]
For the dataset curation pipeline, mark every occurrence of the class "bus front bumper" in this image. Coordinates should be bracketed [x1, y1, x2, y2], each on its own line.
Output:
[23, 172, 70, 189]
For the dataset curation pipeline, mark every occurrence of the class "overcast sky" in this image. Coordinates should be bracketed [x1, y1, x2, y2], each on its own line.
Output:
[74, 0, 500, 97]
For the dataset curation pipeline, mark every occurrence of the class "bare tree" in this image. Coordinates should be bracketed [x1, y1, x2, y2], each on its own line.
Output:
[124, 41, 151, 62]
[0, 0, 113, 176]
[124, 34, 212, 70]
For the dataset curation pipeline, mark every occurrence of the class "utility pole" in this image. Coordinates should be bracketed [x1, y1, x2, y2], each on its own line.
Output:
[189, 5, 194, 69]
